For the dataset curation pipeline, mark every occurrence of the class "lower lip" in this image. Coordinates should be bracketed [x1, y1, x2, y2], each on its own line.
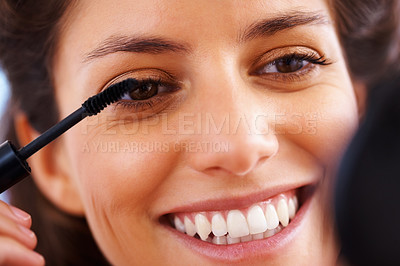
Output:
[163, 192, 313, 263]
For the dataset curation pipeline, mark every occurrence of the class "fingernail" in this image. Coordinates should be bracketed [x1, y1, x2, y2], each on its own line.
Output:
[18, 224, 35, 239]
[10, 206, 31, 221]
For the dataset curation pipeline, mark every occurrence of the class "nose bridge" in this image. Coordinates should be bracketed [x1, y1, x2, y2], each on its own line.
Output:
[183, 57, 279, 176]
[191, 55, 260, 139]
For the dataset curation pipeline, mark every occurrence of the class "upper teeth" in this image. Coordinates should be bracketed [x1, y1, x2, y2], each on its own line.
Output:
[227, 210, 249, 238]
[195, 214, 212, 240]
[171, 194, 298, 245]
[211, 213, 227, 236]
[247, 205, 268, 234]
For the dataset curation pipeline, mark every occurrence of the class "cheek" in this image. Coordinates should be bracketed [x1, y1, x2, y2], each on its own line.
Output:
[68, 126, 178, 214]
[63, 120, 181, 262]
[310, 91, 358, 165]
[279, 85, 359, 168]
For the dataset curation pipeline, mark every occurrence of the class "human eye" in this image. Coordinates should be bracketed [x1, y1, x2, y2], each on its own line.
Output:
[259, 52, 329, 74]
[250, 47, 332, 85]
[104, 69, 183, 116]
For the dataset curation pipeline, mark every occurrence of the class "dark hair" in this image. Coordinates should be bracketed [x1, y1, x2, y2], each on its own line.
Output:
[0, 1, 108, 265]
[331, 0, 400, 85]
[0, 0, 399, 264]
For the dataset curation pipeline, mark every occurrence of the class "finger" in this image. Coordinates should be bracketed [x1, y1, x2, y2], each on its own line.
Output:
[0, 213, 37, 249]
[0, 200, 32, 228]
[9, 206, 32, 228]
[0, 236, 44, 266]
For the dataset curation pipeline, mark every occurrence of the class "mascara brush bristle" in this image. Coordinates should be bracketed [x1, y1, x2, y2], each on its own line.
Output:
[82, 78, 137, 116]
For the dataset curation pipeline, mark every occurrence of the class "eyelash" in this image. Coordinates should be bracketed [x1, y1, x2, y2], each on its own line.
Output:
[253, 52, 332, 81]
[112, 51, 332, 112]
[281, 52, 330, 65]
[115, 78, 178, 112]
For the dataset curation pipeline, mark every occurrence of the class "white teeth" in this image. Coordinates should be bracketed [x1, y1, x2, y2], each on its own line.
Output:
[211, 213, 228, 237]
[174, 216, 185, 233]
[226, 234, 240, 244]
[247, 205, 268, 234]
[264, 226, 282, 238]
[227, 210, 250, 238]
[277, 199, 289, 227]
[212, 236, 227, 245]
[265, 204, 279, 229]
[264, 229, 275, 238]
[252, 233, 264, 240]
[275, 225, 282, 234]
[195, 213, 211, 240]
[294, 196, 299, 210]
[184, 216, 197, 237]
[240, 235, 252, 243]
[172, 194, 300, 245]
[288, 198, 296, 219]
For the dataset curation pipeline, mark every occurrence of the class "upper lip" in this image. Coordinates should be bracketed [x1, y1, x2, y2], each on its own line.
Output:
[159, 179, 314, 217]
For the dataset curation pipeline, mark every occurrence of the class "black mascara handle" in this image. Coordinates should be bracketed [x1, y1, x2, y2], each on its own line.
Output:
[0, 141, 31, 194]
[0, 78, 137, 194]
[18, 108, 86, 160]
[0, 107, 86, 194]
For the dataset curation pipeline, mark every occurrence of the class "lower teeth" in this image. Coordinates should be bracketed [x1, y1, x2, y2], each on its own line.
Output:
[200, 225, 283, 245]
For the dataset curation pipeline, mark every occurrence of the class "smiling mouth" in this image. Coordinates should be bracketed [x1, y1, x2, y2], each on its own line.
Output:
[163, 188, 307, 245]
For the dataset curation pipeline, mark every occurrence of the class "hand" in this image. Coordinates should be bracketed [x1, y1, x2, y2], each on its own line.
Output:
[0, 200, 44, 265]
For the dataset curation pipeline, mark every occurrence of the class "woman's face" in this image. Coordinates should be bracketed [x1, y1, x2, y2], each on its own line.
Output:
[51, 0, 362, 264]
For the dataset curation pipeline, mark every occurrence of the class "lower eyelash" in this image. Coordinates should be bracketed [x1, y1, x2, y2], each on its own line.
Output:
[273, 66, 317, 82]
[258, 61, 321, 83]
[115, 98, 158, 112]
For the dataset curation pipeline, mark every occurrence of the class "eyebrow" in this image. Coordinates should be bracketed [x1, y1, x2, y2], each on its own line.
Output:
[83, 11, 329, 63]
[239, 11, 330, 42]
[83, 36, 190, 62]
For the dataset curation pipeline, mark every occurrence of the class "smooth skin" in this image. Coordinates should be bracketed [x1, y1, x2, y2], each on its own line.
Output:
[1, 0, 365, 265]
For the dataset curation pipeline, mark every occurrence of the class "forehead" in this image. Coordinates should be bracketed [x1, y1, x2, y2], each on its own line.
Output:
[59, 0, 331, 53]
[52, 0, 335, 100]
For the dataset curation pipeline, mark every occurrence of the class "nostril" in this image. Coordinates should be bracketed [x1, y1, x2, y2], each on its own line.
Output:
[185, 126, 279, 176]
[228, 148, 275, 176]
[201, 156, 261, 177]
[187, 138, 278, 176]
[252, 156, 270, 172]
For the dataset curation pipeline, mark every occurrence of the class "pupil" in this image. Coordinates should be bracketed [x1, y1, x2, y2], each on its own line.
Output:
[276, 58, 304, 73]
[130, 82, 158, 100]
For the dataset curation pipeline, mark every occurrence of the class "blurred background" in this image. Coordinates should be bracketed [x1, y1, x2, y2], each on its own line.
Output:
[0, 69, 9, 117]
[0, 68, 10, 202]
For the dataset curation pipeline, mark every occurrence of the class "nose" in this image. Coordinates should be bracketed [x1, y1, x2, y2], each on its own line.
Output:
[188, 124, 278, 176]
[185, 82, 279, 177]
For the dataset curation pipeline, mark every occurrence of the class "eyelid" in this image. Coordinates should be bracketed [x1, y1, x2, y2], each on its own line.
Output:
[102, 68, 178, 91]
[247, 46, 333, 89]
[102, 68, 186, 118]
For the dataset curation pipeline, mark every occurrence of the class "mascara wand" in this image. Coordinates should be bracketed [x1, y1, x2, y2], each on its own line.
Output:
[0, 78, 137, 194]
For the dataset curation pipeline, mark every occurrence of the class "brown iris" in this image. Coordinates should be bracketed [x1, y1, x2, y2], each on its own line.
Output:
[129, 82, 159, 100]
[275, 58, 305, 73]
